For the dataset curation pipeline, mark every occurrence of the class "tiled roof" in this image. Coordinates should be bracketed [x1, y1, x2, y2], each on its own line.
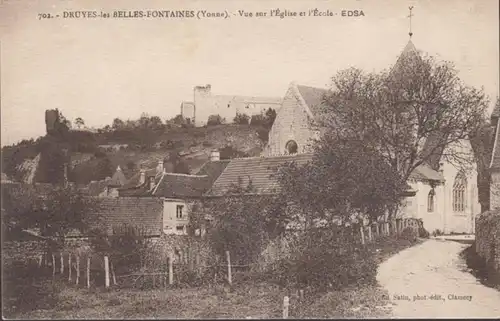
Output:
[420, 131, 447, 171]
[153, 173, 212, 198]
[296, 85, 329, 117]
[206, 154, 313, 196]
[90, 197, 163, 236]
[195, 160, 230, 186]
[122, 168, 159, 188]
[409, 163, 445, 182]
[207, 153, 443, 197]
[490, 121, 500, 170]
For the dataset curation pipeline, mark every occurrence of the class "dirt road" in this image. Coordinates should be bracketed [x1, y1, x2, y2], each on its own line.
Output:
[377, 239, 500, 318]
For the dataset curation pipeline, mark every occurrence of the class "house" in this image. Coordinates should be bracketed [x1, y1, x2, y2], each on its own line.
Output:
[80, 166, 129, 197]
[260, 38, 480, 234]
[181, 84, 282, 126]
[116, 152, 227, 235]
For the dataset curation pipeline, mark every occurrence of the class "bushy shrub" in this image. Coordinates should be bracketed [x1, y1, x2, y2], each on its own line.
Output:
[432, 229, 443, 237]
[207, 114, 225, 126]
[250, 113, 266, 126]
[233, 113, 250, 125]
[400, 227, 418, 242]
[418, 226, 430, 238]
[2, 259, 60, 317]
[268, 227, 377, 292]
[256, 127, 270, 143]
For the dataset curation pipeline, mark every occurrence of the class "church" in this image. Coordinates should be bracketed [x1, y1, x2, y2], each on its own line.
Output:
[262, 38, 480, 235]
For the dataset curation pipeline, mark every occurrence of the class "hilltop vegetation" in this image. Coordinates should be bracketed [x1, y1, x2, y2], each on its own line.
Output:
[1, 110, 276, 185]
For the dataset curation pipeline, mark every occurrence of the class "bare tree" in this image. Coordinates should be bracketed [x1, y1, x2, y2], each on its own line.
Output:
[322, 51, 489, 182]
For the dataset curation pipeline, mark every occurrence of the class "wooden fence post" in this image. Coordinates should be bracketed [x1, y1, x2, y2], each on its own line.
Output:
[283, 296, 289, 319]
[60, 253, 64, 274]
[376, 223, 380, 236]
[368, 225, 373, 242]
[299, 289, 304, 300]
[38, 254, 43, 268]
[226, 250, 232, 285]
[76, 255, 80, 285]
[195, 253, 200, 275]
[86, 255, 91, 288]
[111, 261, 117, 285]
[360, 225, 365, 245]
[68, 254, 72, 282]
[52, 254, 56, 277]
[168, 253, 174, 285]
[104, 256, 110, 288]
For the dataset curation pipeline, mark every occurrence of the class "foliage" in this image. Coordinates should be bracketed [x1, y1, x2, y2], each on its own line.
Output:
[219, 145, 249, 160]
[233, 113, 250, 125]
[322, 53, 489, 183]
[207, 114, 225, 126]
[189, 179, 289, 265]
[275, 135, 406, 228]
[269, 227, 377, 291]
[74, 117, 85, 129]
[90, 224, 154, 273]
[470, 118, 495, 212]
[1, 185, 102, 250]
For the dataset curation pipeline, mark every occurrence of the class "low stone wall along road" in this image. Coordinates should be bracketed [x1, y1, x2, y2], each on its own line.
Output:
[377, 239, 500, 318]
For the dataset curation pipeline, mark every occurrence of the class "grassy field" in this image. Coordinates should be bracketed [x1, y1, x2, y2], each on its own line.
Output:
[5, 236, 422, 319]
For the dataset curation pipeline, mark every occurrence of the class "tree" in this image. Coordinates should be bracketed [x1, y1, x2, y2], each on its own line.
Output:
[275, 135, 406, 234]
[112, 118, 125, 130]
[233, 113, 250, 125]
[74, 117, 85, 129]
[1, 184, 102, 249]
[93, 156, 114, 180]
[207, 114, 225, 126]
[188, 178, 289, 265]
[264, 108, 277, 128]
[321, 52, 489, 183]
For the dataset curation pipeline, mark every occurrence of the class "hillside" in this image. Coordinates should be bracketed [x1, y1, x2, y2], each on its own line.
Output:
[2, 124, 268, 185]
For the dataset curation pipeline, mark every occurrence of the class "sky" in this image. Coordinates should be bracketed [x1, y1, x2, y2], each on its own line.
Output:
[1, 0, 499, 146]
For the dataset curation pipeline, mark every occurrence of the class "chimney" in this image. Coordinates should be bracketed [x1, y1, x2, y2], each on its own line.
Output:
[210, 150, 220, 162]
[149, 176, 155, 191]
[139, 169, 146, 185]
[157, 159, 164, 174]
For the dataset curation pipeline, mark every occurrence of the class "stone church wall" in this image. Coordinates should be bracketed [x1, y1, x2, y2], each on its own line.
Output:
[266, 86, 316, 156]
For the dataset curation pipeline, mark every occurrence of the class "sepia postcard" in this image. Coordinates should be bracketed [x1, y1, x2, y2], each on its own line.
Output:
[1, 0, 499, 319]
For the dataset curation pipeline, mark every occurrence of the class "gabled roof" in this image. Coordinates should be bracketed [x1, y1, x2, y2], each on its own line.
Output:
[296, 85, 330, 118]
[206, 154, 313, 196]
[490, 120, 500, 170]
[119, 171, 212, 198]
[195, 160, 230, 186]
[153, 173, 211, 198]
[207, 152, 444, 197]
[89, 197, 163, 236]
[420, 131, 448, 171]
[409, 162, 445, 182]
[122, 168, 160, 189]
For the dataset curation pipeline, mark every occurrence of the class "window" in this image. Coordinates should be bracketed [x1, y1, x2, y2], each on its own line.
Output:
[176, 226, 184, 232]
[453, 171, 467, 212]
[427, 189, 435, 212]
[176, 205, 184, 219]
[285, 140, 298, 154]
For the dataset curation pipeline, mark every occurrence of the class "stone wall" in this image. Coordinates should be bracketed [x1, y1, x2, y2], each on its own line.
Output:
[475, 209, 500, 271]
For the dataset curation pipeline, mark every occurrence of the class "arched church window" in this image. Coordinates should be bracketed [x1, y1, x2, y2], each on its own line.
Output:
[427, 189, 435, 212]
[453, 171, 467, 212]
[285, 140, 298, 154]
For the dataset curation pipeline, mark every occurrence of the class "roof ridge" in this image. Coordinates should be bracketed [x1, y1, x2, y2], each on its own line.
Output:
[163, 172, 208, 178]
